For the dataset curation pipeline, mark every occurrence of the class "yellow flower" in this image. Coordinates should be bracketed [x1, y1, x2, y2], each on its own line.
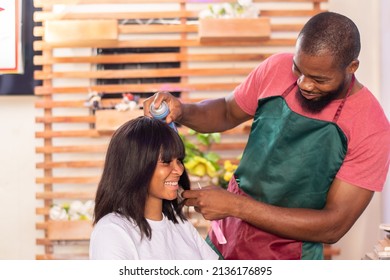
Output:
[220, 160, 238, 184]
[223, 170, 234, 182]
[185, 156, 217, 177]
[224, 160, 238, 172]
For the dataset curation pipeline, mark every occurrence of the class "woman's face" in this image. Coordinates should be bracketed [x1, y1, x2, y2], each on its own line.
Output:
[147, 157, 184, 203]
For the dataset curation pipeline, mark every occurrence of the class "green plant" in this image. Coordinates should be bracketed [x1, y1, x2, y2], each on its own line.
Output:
[180, 129, 239, 188]
[181, 129, 221, 178]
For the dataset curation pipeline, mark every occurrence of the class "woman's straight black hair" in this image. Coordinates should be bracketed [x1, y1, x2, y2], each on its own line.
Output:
[93, 116, 190, 239]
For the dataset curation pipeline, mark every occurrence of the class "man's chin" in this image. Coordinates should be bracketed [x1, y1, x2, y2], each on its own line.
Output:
[295, 90, 333, 114]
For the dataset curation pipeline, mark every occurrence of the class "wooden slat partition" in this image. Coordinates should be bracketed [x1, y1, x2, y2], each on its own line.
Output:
[34, 0, 329, 260]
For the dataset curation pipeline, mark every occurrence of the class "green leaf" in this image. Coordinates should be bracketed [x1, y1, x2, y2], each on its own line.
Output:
[204, 152, 220, 163]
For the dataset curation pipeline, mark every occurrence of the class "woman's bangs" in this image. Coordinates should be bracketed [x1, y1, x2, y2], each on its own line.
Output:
[159, 132, 185, 162]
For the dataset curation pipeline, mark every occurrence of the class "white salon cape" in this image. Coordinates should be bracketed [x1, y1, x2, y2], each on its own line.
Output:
[89, 213, 218, 260]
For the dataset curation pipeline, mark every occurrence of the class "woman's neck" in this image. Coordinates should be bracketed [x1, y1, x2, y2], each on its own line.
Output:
[144, 198, 163, 221]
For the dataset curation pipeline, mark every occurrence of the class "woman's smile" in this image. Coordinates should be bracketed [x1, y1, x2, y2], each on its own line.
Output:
[164, 180, 179, 191]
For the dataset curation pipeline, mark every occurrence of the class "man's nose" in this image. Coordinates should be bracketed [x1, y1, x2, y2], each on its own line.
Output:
[297, 75, 314, 92]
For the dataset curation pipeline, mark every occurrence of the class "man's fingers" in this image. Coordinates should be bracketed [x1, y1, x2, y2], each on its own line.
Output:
[182, 189, 201, 199]
[184, 197, 197, 207]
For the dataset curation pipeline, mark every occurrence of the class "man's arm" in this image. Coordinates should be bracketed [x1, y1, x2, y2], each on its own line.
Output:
[144, 92, 252, 133]
[182, 178, 374, 244]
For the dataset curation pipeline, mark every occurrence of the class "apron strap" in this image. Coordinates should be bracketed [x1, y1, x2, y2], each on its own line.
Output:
[281, 75, 356, 123]
[333, 75, 355, 123]
[282, 82, 297, 98]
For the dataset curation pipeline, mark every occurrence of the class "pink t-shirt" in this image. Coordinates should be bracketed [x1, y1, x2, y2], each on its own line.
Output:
[234, 53, 390, 192]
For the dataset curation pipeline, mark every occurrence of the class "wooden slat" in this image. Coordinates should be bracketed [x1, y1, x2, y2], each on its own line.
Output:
[36, 207, 50, 215]
[36, 145, 107, 154]
[35, 100, 87, 108]
[36, 254, 89, 260]
[35, 130, 101, 138]
[34, 10, 198, 22]
[36, 160, 104, 169]
[47, 221, 93, 240]
[36, 192, 96, 199]
[33, 0, 328, 10]
[271, 23, 304, 32]
[119, 24, 198, 34]
[35, 142, 246, 154]
[33, 0, 193, 7]
[95, 109, 143, 132]
[199, 18, 271, 42]
[45, 20, 118, 43]
[35, 116, 95, 124]
[35, 22, 304, 37]
[34, 0, 327, 5]
[34, 83, 241, 96]
[34, 67, 253, 79]
[36, 176, 100, 184]
[261, 9, 326, 17]
[33, 38, 296, 50]
[34, 53, 272, 65]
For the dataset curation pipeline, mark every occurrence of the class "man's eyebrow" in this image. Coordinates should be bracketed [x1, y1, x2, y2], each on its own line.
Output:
[292, 60, 329, 80]
[292, 60, 300, 72]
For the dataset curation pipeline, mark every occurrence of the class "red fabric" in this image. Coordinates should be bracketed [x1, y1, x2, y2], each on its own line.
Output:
[209, 179, 302, 260]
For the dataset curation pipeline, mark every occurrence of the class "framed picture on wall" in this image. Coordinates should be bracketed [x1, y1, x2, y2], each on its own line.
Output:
[0, 0, 22, 74]
[0, 0, 41, 95]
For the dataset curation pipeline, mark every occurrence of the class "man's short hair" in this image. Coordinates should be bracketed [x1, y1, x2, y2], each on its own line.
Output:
[298, 12, 361, 68]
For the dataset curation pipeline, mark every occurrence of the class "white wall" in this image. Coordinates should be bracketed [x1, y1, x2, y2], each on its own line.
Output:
[0, 0, 387, 260]
[380, 0, 390, 227]
[0, 96, 37, 259]
[328, 0, 387, 260]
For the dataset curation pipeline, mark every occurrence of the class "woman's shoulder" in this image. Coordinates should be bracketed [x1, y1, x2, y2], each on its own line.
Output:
[95, 212, 136, 231]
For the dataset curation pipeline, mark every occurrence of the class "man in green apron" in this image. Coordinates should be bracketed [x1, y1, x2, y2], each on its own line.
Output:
[144, 12, 390, 259]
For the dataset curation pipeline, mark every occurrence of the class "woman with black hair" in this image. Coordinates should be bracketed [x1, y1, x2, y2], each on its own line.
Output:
[89, 116, 218, 260]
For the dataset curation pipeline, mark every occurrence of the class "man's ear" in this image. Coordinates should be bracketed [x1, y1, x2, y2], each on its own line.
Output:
[347, 59, 360, 74]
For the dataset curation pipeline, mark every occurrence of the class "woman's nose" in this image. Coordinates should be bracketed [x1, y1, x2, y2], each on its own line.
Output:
[297, 75, 314, 91]
[172, 160, 184, 175]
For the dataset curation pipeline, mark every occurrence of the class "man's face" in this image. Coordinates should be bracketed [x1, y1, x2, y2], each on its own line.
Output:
[292, 49, 349, 113]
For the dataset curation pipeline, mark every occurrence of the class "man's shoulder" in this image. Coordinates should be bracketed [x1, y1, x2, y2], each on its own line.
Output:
[266, 52, 294, 65]
[259, 53, 295, 78]
[342, 86, 389, 135]
[350, 87, 388, 119]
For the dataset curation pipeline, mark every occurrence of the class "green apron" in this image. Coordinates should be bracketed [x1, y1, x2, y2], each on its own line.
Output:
[208, 78, 354, 259]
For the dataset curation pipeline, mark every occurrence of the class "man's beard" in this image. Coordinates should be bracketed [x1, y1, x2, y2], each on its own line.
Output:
[295, 82, 345, 114]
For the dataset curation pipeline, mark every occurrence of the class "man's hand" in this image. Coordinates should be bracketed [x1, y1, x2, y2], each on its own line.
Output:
[182, 185, 238, 220]
[143, 91, 183, 124]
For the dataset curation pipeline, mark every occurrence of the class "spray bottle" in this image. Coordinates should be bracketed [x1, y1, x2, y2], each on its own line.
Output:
[149, 101, 178, 132]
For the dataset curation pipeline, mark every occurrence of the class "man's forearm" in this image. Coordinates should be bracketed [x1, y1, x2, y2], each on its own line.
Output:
[180, 98, 234, 133]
